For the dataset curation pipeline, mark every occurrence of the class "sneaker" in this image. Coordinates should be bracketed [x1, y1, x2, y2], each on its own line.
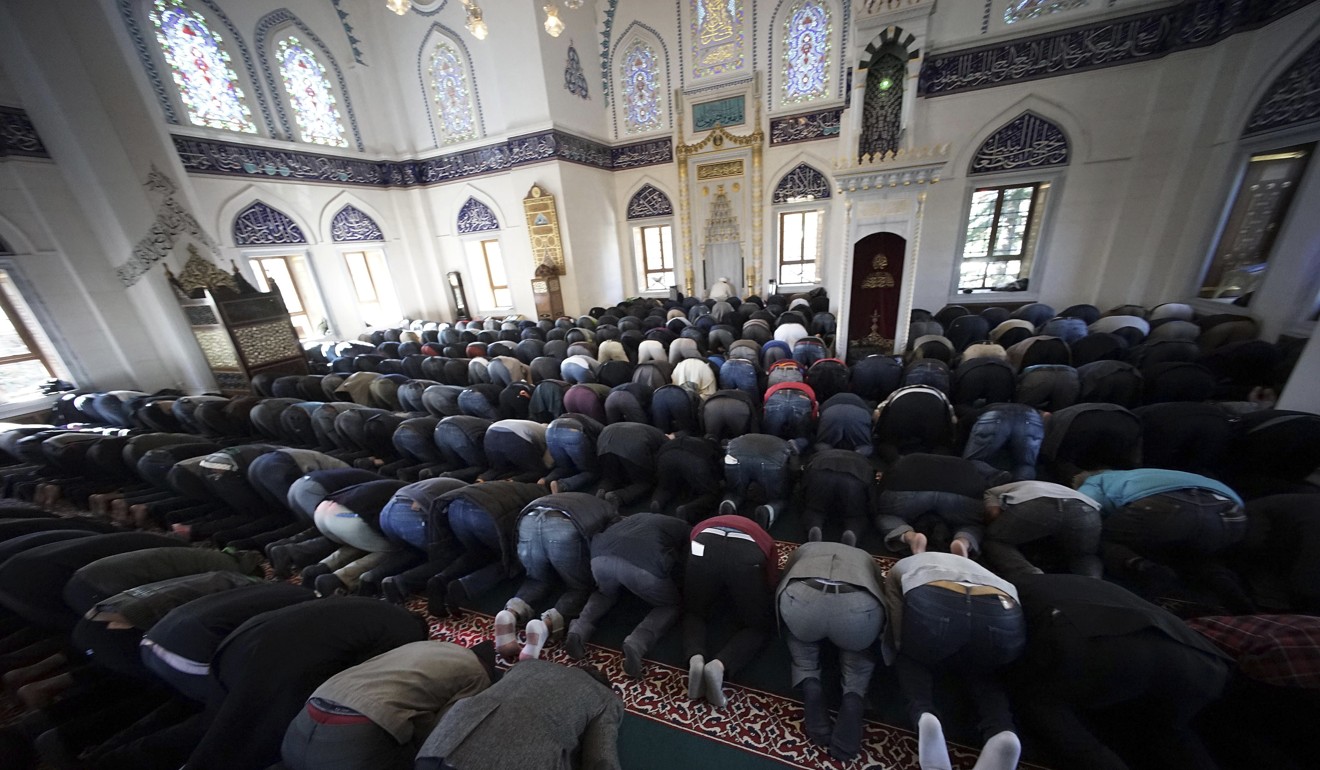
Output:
[494, 610, 520, 660]
[519, 619, 548, 661]
[687, 655, 705, 700]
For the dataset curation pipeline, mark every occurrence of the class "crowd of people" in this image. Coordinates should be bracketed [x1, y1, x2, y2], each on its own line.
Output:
[0, 289, 1316, 770]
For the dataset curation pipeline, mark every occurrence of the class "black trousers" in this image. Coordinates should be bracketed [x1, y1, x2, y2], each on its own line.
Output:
[682, 533, 772, 676]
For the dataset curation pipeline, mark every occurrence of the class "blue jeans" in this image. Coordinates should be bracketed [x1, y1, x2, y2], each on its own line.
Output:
[378, 499, 427, 551]
[876, 490, 986, 553]
[544, 423, 598, 492]
[896, 584, 1025, 740]
[1102, 490, 1246, 555]
[513, 510, 592, 619]
[962, 405, 1045, 481]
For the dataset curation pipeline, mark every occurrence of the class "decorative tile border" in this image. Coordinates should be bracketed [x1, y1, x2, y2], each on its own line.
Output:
[0, 106, 50, 159]
[173, 130, 672, 188]
[920, 0, 1318, 97]
[769, 107, 842, 145]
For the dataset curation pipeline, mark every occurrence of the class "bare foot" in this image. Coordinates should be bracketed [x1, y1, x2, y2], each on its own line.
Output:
[903, 531, 928, 554]
[950, 537, 971, 559]
[170, 523, 192, 540]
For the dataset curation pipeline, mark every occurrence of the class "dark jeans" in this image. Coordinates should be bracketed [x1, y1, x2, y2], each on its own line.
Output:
[984, 497, 1102, 578]
[545, 424, 598, 492]
[513, 510, 592, 620]
[722, 445, 792, 520]
[1102, 490, 1246, 555]
[895, 584, 1025, 740]
[479, 431, 546, 483]
[962, 405, 1045, 481]
[876, 490, 985, 553]
[801, 468, 869, 538]
[571, 556, 680, 654]
[652, 451, 721, 523]
[682, 532, 771, 676]
[441, 498, 515, 597]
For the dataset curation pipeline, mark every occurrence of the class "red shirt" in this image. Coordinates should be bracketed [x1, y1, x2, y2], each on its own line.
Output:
[1186, 614, 1320, 689]
[690, 515, 778, 585]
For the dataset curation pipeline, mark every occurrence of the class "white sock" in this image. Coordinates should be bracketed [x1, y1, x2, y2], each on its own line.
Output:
[971, 731, 1021, 770]
[917, 712, 952, 770]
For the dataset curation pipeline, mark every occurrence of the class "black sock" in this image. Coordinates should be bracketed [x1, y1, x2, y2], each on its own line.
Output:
[799, 678, 831, 747]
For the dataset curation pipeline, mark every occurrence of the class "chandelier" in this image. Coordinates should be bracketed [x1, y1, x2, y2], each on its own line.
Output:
[385, 0, 581, 40]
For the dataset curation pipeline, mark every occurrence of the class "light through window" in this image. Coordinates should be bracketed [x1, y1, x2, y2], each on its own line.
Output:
[249, 255, 327, 340]
[959, 183, 1047, 291]
[0, 271, 73, 404]
[778, 210, 822, 284]
[343, 250, 398, 328]
[634, 224, 674, 293]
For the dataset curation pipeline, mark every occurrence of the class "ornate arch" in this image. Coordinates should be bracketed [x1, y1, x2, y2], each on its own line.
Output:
[457, 197, 500, 234]
[417, 22, 485, 148]
[255, 8, 363, 150]
[233, 201, 308, 246]
[117, 0, 277, 136]
[330, 205, 385, 242]
[1244, 35, 1320, 138]
[969, 111, 1070, 176]
[626, 184, 674, 220]
[772, 163, 831, 204]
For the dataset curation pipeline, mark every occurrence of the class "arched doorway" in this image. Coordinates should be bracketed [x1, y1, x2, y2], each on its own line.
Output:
[848, 231, 906, 356]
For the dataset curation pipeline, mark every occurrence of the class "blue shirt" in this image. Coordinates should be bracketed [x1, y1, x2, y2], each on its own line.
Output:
[1076, 469, 1243, 517]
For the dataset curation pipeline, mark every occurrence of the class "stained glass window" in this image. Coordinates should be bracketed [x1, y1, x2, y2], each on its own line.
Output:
[150, 0, 256, 133]
[783, 0, 831, 104]
[621, 40, 662, 134]
[430, 42, 478, 144]
[276, 36, 347, 147]
[1004, 0, 1088, 25]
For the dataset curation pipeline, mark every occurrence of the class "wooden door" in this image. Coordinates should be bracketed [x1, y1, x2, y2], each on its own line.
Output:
[847, 232, 906, 355]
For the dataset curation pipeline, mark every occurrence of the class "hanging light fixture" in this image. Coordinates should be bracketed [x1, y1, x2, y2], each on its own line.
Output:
[464, 0, 489, 40]
[386, 0, 411, 15]
[543, 3, 564, 37]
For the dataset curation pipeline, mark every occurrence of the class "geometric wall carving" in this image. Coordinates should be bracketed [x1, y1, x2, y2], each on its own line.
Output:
[233, 201, 308, 246]
[233, 320, 300, 366]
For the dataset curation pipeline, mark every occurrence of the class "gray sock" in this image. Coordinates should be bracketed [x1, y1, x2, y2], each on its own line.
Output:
[918, 712, 952, 770]
[971, 731, 1020, 770]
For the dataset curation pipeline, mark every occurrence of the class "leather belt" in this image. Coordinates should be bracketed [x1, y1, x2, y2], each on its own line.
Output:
[926, 579, 1011, 598]
[801, 577, 861, 594]
[699, 526, 755, 542]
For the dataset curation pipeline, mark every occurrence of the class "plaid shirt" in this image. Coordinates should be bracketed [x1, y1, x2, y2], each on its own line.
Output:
[1186, 615, 1320, 689]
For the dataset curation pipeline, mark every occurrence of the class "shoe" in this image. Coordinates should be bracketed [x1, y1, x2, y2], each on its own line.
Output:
[494, 610, 520, 660]
[718, 499, 737, 517]
[753, 505, 773, 530]
[687, 655, 705, 700]
[540, 608, 566, 642]
[445, 580, 469, 616]
[564, 632, 586, 660]
[841, 530, 858, 548]
[300, 563, 332, 584]
[314, 573, 348, 598]
[519, 619, 548, 661]
[807, 526, 822, 542]
[622, 638, 644, 678]
[702, 658, 727, 708]
[800, 678, 831, 748]
[380, 576, 411, 605]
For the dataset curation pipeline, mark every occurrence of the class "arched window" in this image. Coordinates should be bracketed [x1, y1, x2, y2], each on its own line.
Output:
[782, 0, 831, 104]
[620, 39, 662, 135]
[429, 41, 478, 145]
[772, 164, 831, 286]
[859, 51, 905, 160]
[626, 185, 676, 294]
[149, 0, 256, 133]
[275, 36, 347, 147]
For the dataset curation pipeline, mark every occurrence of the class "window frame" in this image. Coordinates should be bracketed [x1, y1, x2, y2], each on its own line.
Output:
[0, 260, 79, 414]
[774, 203, 826, 290]
[632, 221, 676, 296]
[949, 167, 1063, 302]
[244, 249, 332, 342]
[339, 247, 399, 330]
[461, 235, 514, 314]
